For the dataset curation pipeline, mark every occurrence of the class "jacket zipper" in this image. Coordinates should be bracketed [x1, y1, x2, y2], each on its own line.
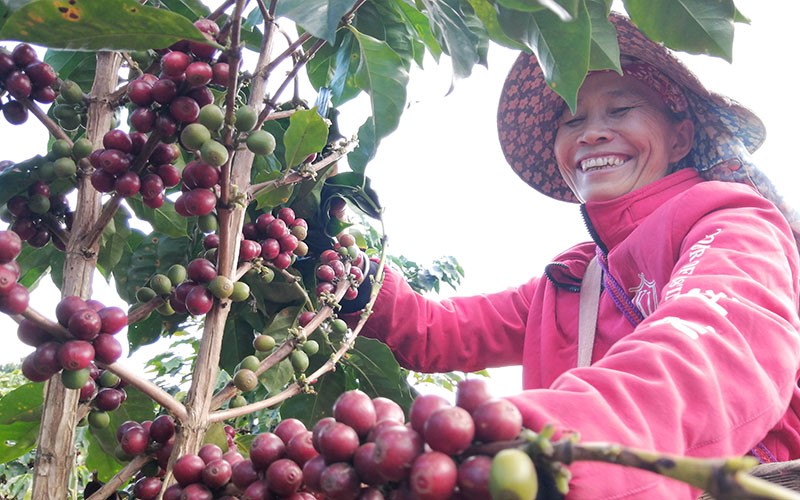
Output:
[580, 204, 608, 255]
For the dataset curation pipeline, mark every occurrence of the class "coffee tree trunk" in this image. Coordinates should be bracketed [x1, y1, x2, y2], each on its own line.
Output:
[31, 51, 122, 500]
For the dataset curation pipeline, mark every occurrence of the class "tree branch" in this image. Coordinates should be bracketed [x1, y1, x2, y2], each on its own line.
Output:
[100, 361, 188, 422]
[85, 454, 151, 500]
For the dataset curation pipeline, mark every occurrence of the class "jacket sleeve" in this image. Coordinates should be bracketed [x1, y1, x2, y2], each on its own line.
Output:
[507, 187, 800, 498]
[357, 265, 541, 373]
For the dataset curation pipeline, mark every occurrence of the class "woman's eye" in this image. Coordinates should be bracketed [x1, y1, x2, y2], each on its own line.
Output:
[610, 106, 634, 115]
[561, 116, 584, 127]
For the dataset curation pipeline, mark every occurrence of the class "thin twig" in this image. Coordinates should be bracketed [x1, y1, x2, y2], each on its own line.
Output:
[248, 138, 357, 196]
[127, 296, 165, 325]
[13, 308, 70, 341]
[86, 454, 151, 500]
[20, 98, 71, 142]
[100, 361, 188, 422]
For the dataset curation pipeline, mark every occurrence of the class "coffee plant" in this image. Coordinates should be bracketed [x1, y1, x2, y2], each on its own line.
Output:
[0, 1, 786, 499]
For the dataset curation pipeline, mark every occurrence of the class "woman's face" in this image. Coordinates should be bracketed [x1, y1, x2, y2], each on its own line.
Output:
[554, 71, 694, 203]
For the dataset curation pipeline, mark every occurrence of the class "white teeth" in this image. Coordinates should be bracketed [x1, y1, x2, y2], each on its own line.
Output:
[580, 156, 625, 172]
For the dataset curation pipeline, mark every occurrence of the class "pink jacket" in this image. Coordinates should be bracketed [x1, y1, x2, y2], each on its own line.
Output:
[359, 169, 800, 498]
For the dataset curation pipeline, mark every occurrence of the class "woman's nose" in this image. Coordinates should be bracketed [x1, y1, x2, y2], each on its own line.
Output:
[578, 116, 611, 144]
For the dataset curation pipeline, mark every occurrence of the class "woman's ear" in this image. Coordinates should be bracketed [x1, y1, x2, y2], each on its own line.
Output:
[669, 118, 695, 163]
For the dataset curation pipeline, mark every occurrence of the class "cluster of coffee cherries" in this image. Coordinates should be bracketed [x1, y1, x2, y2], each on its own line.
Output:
[126, 19, 226, 141]
[0, 43, 58, 124]
[125, 380, 529, 499]
[121, 417, 237, 497]
[82, 365, 131, 430]
[136, 259, 250, 317]
[240, 207, 309, 270]
[89, 128, 181, 207]
[315, 232, 365, 301]
[18, 294, 127, 386]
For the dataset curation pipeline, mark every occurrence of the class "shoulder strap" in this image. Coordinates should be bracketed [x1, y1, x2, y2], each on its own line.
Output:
[578, 256, 602, 368]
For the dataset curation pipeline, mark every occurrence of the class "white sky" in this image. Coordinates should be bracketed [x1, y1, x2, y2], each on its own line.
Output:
[0, 1, 797, 397]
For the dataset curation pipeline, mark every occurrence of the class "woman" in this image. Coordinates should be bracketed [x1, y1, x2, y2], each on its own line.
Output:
[347, 14, 800, 498]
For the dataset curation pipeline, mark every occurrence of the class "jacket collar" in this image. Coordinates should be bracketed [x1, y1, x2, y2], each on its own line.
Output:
[581, 168, 704, 251]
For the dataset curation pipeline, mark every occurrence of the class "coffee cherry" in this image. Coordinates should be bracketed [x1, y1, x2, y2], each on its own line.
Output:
[2, 100, 28, 124]
[187, 258, 217, 283]
[233, 368, 258, 392]
[93, 333, 123, 364]
[489, 448, 538, 500]
[169, 96, 200, 123]
[245, 432, 283, 472]
[290, 350, 309, 373]
[234, 106, 258, 132]
[372, 425, 424, 482]
[95, 388, 124, 412]
[133, 476, 163, 500]
[120, 425, 149, 456]
[333, 390, 376, 439]
[87, 410, 111, 430]
[409, 393, 450, 434]
[185, 61, 213, 88]
[274, 418, 307, 446]
[185, 286, 213, 316]
[198, 103, 224, 131]
[409, 451, 458, 500]
[149, 414, 175, 443]
[424, 406, 474, 455]
[58, 340, 95, 371]
[17, 318, 51, 346]
[231, 459, 260, 490]
[173, 453, 206, 486]
[199, 139, 228, 167]
[372, 396, 406, 424]
[68, 308, 102, 340]
[0, 230, 22, 264]
[202, 458, 232, 489]
[180, 189, 217, 217]
[266, 458, 303, 496]
[61, 368, 90, 390]
[320, 462, 360, 500]
[472, 398, 523, 443]
[11, 43, 38, 67]
[180, 122, 212, 151]
[5, 70, 32, 99]
[457, 455, 493, 500]
[286, 430, 317, 467]
[114, 171, 142, 197]
[317, 421, 359, 463]
[246, 130, 276, 155]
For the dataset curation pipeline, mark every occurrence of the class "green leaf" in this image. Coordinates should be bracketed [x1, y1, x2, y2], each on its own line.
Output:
[346, 337, 415, 410]
[499, 1, 591, 112]
[110, 228, 146, 304]
[464, 0, 527, 50]
[275, 0, 358, 44]
[14, 244, 55, 289]
[0, 382, 43, 425]
[43, 50, 96, 91]
[0, 382, 42, 463]
[586, 0, 619, 71]
[283, 108, 329, 170]
[420, 0, 482, 78]
[622, 0, 737, 61]
[158, 0, 210, 20]
[220, 315, 256, 376]
[98, 209, 132, 280]
[127, 308, 164, 351]
[321, 172, 382, 222]
[279, 364, 345, 427]
[0, 0, 213, 51]
[345, 27, 409, 171]
[126, 197, 187, 239]
[86, 387, 156, 482]
[252, 171, 295, 210]
[260, 359, 295, 396]
[392, 0, 443, 62]
[0, 420, 38, 462]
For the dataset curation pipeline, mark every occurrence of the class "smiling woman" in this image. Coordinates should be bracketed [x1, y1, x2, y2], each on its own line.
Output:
[553, 71, 695, 202]
[340, 10, 800, 498]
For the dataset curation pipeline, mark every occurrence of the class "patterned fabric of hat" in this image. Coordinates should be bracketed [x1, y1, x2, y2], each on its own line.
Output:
[497, 13, 800, 241]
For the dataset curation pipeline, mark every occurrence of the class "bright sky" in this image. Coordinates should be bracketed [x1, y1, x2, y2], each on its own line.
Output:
[0, 1, 796, 399]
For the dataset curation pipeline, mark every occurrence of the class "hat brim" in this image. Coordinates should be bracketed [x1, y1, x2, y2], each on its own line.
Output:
[497, 13, 766, 203]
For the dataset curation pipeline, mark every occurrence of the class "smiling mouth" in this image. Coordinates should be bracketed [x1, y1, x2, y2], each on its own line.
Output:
[579, 155, 628, 172]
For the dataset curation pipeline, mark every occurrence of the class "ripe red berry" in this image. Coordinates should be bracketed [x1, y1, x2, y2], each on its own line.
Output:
[97, 306, 127, 334]
[211, 62, 229, 86]
[457, 454, 492, 500]
[409, 451, 458, 500]
[120, 425, 149, 456]
[0, 282, 29, 314]
[266, 458, 303, 496]
[173, 453, 205, 486]
[423, 405, 475, 455]
[95, 387, 124, 411]
[169, 96, 200, 124]
[93, 334, 123, 364]
[317, 421, 359, 463]
[472, 398, 523, 442]
[286, 430, 318, 467]
[68, 308, 102, 340]
[231, 459, 259, 490]
[319, 462, 360, 500]
[98, 148, 130, 175]
[185, 61, 213, 88]
[24, 61, 57, 88]
[149, 414, 175, 444]
[372, 425, 424, 482]
[333, 389, 377, 439]
[133, 476, 163, 500]
[5, 70, 32, 99]
[180, 189, 217, 217]
[182, 161, 220, 189]
[115, 171, 141, 197]
[16, 318, 51, 347]
[156, 163, 181, 187]
[202, 457, 232, 489]
[151, 78, 178, 105]
[160, 50, 192, 76]
[409, 393, 450, 434]
[58, 340, 95, 371]
[250, 431, 286, 470]
[31, 341, 62, 377]
[185, 286, 213, 316]
[127, 78, 154, 106]
[103, 129, 133, 153]
[260, 239, 280, 261]
[353, 442, 383, 486]
[186, 258, 217, 283]
[0, 263, 19, 295]
[11, 43, 38, 67]
[2, 99, 28, 125]
[274, 418, 307, 446]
